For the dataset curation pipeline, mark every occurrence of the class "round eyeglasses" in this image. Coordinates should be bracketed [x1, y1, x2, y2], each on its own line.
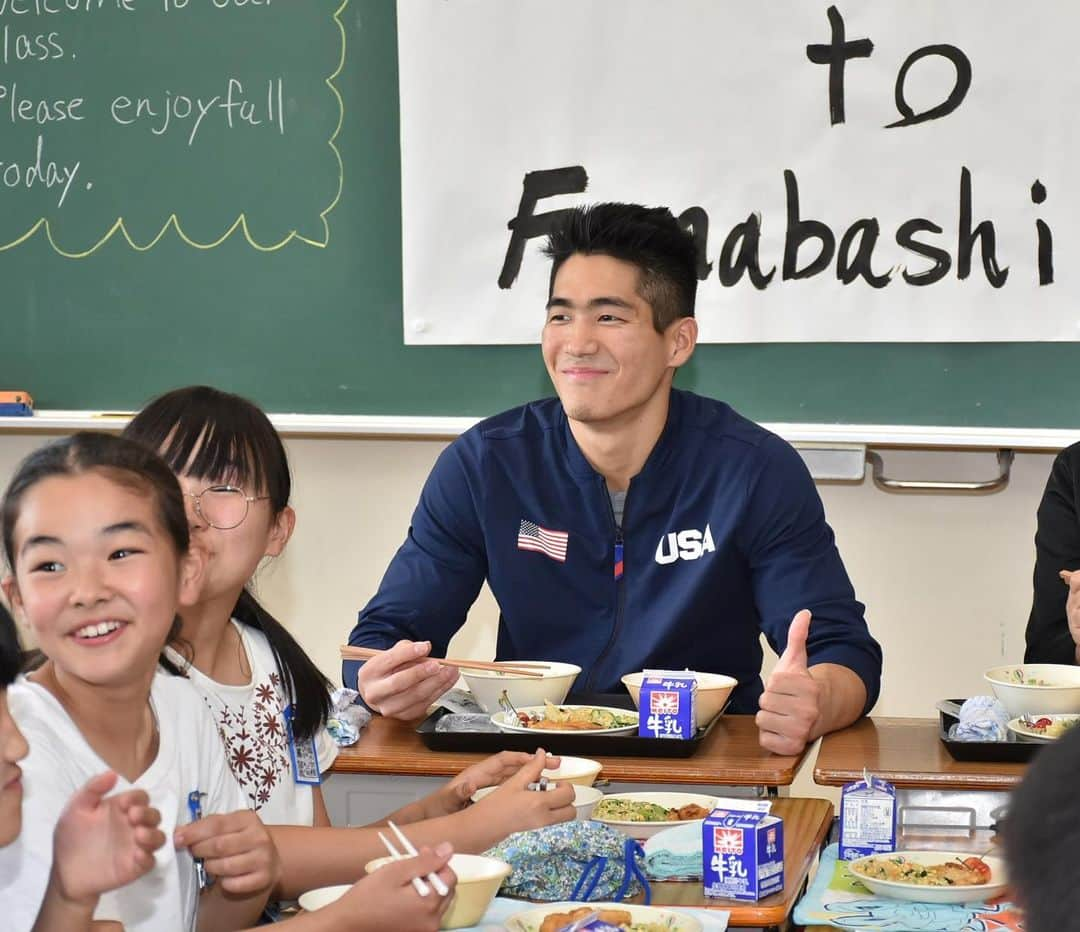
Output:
[184, 485, 270, 530]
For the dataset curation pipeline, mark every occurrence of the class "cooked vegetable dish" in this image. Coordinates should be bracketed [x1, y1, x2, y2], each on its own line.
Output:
[851, 855, 992, 887]
[1023, 715, 1080, 737]
[514, 701, 637, 731]
[593, 798, 711, 823]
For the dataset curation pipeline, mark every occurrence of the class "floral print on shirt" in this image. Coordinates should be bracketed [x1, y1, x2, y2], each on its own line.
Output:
[204, 671, 290, 811]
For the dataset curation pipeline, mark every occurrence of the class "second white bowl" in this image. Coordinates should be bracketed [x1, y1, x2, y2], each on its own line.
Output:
[621, 671, 737, 730]
[461, 661, 581, 713]
[984, 664, 1080, 716]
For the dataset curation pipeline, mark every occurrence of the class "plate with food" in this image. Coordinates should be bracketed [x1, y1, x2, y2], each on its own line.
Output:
[592, 791, 718, 840]
[491, 701, 638, 735]
[504, 901, 703, 932]
[1007, 714, 1080, 742]
[847, 851, 1007, 904]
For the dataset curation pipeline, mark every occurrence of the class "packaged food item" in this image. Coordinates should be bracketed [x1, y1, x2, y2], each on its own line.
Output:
[325, 688, 371, 747]
[839, 771, 896, 860]
[947, 696, 1009, 742]
[637, 670, 696, 740]
[702, 797, 783, 901]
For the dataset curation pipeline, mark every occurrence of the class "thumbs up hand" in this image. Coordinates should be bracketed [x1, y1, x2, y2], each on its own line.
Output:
[756, 610, 821, 755]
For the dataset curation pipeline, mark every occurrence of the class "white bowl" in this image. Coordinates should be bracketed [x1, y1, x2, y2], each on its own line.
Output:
[461, 661, 581, 713]
[847, 851, 1008, 904]
[984, 664, 1080, 716]
[364, 853, 511, 929]
[592, 791, 719, 840]
[621, 671, 737, 730]
[297, 884, 352, 912]
[505, 901, 703, 932]
[471, 783, 603, 820]
[540, 755, 602, 786]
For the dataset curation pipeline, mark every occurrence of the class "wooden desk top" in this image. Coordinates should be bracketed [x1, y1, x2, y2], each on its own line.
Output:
[331, 713, 809, 786]
[630, 797, 833, 927]
[294, 798, 831, 927]
[814, 717, 1026, 790]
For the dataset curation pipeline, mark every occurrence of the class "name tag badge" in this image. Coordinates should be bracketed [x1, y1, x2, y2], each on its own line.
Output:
[285, 704, 321, 786]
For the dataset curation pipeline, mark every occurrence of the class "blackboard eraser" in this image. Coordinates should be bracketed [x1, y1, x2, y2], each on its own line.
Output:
[0, 391, 33, 416]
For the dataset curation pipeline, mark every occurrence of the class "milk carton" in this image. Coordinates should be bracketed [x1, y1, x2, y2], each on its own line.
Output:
[637, 670, 697, 740]
[838, 773, 896, 860]
[703, 797, 784, 901]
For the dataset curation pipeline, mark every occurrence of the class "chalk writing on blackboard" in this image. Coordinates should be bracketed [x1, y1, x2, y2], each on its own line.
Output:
[0, 0, 346, 256]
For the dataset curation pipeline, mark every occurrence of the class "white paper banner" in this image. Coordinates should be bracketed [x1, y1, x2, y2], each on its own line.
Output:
[398, 1, 1077, 344]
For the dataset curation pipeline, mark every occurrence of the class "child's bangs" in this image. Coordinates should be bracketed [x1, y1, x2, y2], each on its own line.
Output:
[159, 415, 267, 495]
[125, 386, 290, 508]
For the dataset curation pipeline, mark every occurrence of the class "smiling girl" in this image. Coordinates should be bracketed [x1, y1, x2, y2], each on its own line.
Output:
[0, 433, 277, 931]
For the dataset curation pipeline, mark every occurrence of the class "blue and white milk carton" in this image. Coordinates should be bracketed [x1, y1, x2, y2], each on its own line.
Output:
[637, 670, 697, 740]
[838, 772, 897, 860]
[703, 797, 784, 901]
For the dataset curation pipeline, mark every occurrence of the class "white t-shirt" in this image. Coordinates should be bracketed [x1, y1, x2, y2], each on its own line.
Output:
[164, 620, 339, 827]
[0, 673, 247, 932]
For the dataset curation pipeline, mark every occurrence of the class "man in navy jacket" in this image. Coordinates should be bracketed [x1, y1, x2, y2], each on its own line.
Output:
[346, 203, 881, 754]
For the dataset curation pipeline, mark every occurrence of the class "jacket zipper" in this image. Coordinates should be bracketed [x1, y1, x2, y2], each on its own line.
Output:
[584, 479, 628, 691]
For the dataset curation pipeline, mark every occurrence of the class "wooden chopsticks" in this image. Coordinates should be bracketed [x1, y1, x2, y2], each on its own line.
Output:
[340, 645, 548, 677]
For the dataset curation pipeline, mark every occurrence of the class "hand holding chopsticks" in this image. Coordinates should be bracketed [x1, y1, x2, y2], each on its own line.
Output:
[375, 820, 451, 897]
[348, 639, 545, 722]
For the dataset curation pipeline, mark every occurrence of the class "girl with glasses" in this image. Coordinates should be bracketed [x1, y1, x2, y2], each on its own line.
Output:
[123, 386, 573, 903]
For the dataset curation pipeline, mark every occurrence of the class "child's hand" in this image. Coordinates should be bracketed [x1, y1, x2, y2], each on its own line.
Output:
[331, 843, 456, 932]
[438, 750, 561, 815]
[175, 809, 281, 896]
[470, 748, 575, 834]
[50, 771, 166, 906]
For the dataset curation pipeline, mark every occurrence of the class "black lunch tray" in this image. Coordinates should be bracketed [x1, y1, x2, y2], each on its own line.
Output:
[938, 698, 1041, 763]
[416, 691, 728, 758]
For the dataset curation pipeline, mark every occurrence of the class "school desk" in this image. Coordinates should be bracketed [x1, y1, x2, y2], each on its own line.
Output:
[299, 796, 833, 931]
[813, 717, 1024, 837]
[638, 796, 833, 930]
[325, 713, 811, 828]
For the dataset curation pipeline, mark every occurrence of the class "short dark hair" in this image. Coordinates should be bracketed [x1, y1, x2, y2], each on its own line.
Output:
[125, 385, 331, 742]
[1003, 723, 1080, 931]
[542, 202, 698, 332]
[0, 602, 20, 690]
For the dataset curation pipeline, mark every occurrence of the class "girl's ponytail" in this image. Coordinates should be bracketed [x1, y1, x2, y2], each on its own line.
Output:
[233, 589, 331, 741]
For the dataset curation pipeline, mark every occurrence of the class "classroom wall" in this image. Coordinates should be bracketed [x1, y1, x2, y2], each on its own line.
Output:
[0, 431, 1056, 723]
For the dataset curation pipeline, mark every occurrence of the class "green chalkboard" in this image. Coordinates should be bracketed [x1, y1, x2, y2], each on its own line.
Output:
[0, 0, 1078, 428]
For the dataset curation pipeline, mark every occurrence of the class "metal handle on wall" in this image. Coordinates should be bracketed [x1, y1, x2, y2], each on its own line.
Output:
[868, 449, 1014, 493]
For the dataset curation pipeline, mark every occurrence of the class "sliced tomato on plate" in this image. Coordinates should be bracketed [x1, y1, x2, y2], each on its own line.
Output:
[961, 856, 992, 883]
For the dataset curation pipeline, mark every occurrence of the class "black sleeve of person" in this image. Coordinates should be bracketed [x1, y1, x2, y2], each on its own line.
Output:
[1025, 444, 1080, 664]
[234, 589, 333, 742]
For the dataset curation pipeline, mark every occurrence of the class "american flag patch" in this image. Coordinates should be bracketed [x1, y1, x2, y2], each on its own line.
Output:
[517, 519, 568, 563]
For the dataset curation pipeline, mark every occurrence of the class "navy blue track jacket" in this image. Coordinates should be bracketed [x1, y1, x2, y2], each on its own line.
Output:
[346, 390, 881, 714]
